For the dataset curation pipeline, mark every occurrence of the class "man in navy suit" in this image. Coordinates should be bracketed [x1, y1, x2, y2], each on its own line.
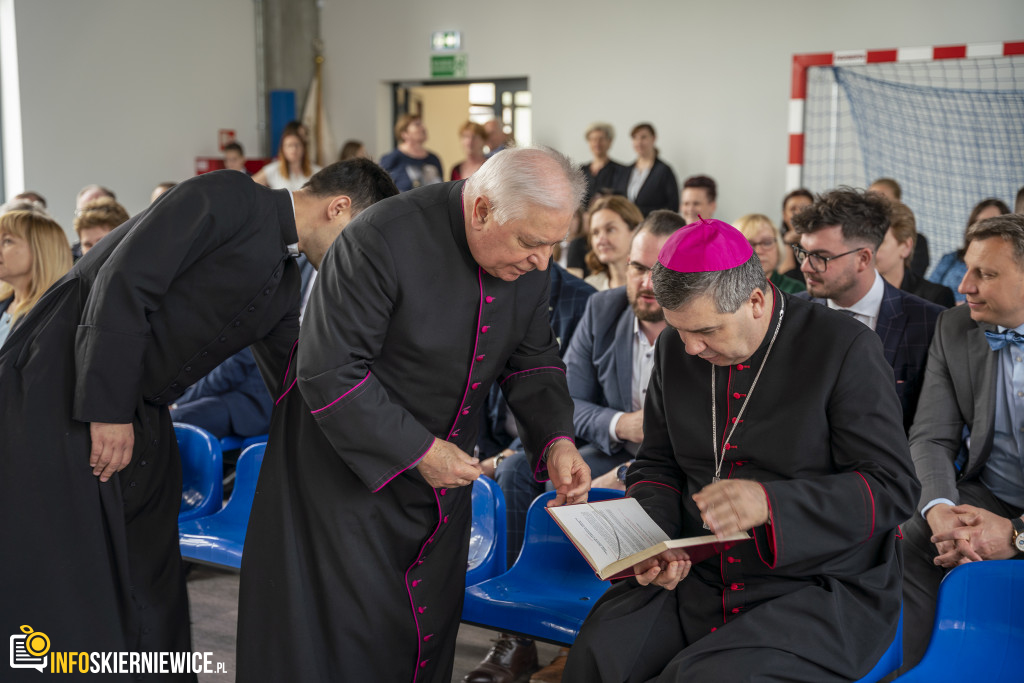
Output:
[792, 188, 942, 433]
[469, 211, 685, 683]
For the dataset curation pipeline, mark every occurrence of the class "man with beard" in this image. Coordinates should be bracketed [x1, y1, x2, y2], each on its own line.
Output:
[793, 187, 942, 433]
[468, 210, 684, 683]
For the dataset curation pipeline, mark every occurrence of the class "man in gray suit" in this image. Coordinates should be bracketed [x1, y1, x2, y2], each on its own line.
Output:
[903, 213, 1024, 671]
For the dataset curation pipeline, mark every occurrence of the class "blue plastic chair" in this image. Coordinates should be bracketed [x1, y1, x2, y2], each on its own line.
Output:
[219, 433, 268, 453]
[894, 560, 1024, 682]
[178, 442, 265, 571]
[466, 475, 507, 587]
[461, 488, 623, 645]
[853, 608, 902, 683]
[175, 423, 224, 522]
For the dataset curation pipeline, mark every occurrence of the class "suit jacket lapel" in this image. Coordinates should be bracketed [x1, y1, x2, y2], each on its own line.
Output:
[613, 306, 635, 412]
[966, 322, 998, 469]
[875, 282, 905, 368]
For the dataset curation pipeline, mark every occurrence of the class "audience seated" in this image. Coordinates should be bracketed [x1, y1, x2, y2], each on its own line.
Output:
[901, 212, 1024, 673]
[778, 187, 813, 280]
[338, 139, 369, 161]
[169, 347, 273, 440]
[224, 141, 248, 172]
[679, 175, 717, 225]
[930, 198, 1010, 304]
[626, 123, 679, 216]
[483, 117, 510, 156]
[876, 201, 955, 307]
[74, 197, 130, 256]
[252, 121, 322, 191]
[733, 213, 804, 294]
[0, 209, 72, 347]
[583, 195, 644, 291]
[451, 121, 488, 180]
[793, 187, 942, 434]
[868, 177, 930, 277]
[379, 113, 443, 191]
[72, 184, 116, 259]
[13, 191, 47, 208]
[580, 122, 628, 206]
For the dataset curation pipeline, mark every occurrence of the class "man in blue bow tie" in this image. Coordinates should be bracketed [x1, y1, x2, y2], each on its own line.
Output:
[902, 212, 1024, 672]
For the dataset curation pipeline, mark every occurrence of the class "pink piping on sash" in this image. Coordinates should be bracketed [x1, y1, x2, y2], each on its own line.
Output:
[404, 486, 444, 682]
[855, 471, 876, 540]
[445, 268, 485, 441]
[310, 371, 371, 415]
[754, 483, 778, 569]
[282, 339, 299, 389]
[532, 436, 575, 480]
[625, 480, 681, 496]
[275, 378, 298, 405]
[372, 437, 436, 493]
[498, 366, 565, 386]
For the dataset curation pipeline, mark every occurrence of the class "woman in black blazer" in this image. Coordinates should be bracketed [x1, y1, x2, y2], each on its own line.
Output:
[626, 122, 679, 216]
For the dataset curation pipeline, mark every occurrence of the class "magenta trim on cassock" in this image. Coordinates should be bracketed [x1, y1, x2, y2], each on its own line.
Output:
[310, 371, 371, 415]
[854, 471, 876, 540]
[282, 339, 299, 389]
[372, 437, 436, 494]
[445, 268, 485, 441]
[404, 486, 444, 682]
[275, 378, 298, 405]
[754, 483, 778, 569]
[498, 366, 565, 387]
[625, 480, 681, 496]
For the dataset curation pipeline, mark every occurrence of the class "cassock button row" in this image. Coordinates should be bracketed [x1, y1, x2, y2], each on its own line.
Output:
[731, 608, 741, 614]
[423, 634, 434, 642]
[481, 325, 490, 333]
[201, 351, 209, 358]
[440, 489, 447, 496]
[232, 320, 241, 327]
[476, 355, 485, 361]
[462, 409, 470, 415]
[420, 660, 430, 668]
[443, 515, 449, 523]
[248, 306, 256, 313]
[472, 382, 481, 390]
[412, 579, 421, 586]
[486, 296, 495, 303]
[140, 460, 147, 467]
[129, 482, 137, 488]
[727, 557, 740, 563]
[418, 606, 427, 614]
[710, 627, 717, 633]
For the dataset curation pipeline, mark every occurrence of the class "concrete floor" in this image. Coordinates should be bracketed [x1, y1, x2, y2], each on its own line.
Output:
[186, 566, 562, 682]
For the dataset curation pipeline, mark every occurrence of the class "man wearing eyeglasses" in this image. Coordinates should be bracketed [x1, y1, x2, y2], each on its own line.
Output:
[792, 187, 942, 434]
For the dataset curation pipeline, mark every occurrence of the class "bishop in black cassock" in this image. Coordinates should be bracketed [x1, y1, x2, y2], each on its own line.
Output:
[236, 149, 591, 683]
[564, 219, 920, 682]
[0, 162, 396, 681]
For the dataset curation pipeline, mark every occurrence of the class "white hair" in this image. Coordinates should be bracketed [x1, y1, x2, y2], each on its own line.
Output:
[465, 146, 585, 224]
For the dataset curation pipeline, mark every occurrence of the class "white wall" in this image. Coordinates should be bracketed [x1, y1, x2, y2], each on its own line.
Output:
[322, 0, 1024, 223]
[8, 0, 258, 234]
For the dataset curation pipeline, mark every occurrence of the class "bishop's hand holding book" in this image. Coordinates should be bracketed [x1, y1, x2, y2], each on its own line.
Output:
[548, 496, 751, 582]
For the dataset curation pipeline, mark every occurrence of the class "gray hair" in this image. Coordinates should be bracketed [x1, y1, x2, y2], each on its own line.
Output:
[584, 122, 615, 142]
[0, 199, 49, 217]
[465, 146, 586, 224]
[652, 253, 767, 314]
[965, 213, 1024, 269]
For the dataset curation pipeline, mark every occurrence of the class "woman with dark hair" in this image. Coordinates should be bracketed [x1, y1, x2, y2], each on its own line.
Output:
[778, 188, 814, 279]
[0, 210, 72, 346]
[253, 125, 321, 191]
[929, 197, 1011, 303]
[584, 195, 644, 290]
[625, 123, 678, 216]
[338, 139, 369, 161]
[581, 122, 628, 205]
[450, 121, 487, 180]
[875, 201, 955, 308]
[380, 114, 444, 191]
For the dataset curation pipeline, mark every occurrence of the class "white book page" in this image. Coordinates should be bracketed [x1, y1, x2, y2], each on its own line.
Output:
[550, 497, 670, 570]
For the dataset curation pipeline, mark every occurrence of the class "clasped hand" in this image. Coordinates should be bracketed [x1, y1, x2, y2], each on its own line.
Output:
[927, 503, 1016, 568]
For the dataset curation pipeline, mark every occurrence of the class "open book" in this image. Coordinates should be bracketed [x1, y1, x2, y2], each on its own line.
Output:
[548, 497, 751, 580]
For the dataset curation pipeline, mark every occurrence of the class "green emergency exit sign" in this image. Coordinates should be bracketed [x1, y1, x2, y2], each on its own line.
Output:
[431, 53, 467, 79]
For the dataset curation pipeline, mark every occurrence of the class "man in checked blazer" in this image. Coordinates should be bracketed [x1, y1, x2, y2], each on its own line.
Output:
[900, 214, 1024, 672]
[792, 188, 942, 433]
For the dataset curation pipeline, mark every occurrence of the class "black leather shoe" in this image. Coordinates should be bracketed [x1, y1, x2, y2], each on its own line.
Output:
[463, 634, 539, 683]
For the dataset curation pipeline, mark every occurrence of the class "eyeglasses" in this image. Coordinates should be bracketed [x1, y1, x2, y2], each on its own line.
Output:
[748, 239, 777, 251]
[791, 244, 863, 273]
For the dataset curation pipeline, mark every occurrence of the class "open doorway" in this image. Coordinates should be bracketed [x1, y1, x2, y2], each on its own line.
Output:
[391, 77, 529, 180]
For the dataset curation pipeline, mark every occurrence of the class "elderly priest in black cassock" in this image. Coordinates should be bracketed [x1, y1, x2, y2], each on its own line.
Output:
[563, 219, 920, 682]
[0, 161, 398, 681]
[236, 147, 592, 682]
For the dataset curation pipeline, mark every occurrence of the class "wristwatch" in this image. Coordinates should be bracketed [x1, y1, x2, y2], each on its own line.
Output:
[1012, 517, 1024, 554]
[616, 460, 634, 484]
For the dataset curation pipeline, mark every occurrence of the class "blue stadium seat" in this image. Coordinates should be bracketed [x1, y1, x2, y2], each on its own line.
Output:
[178, 442, 264, 571]
[466, 475, 507, 587]
[894, 560, 1024, 682]
[461, 488, 623, 645]
[175, 422, 223, 522]
[219, 433, 268, 453]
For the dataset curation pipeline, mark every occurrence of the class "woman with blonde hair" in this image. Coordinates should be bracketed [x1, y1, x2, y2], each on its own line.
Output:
[0, 210, 72, 346]
[733, 213, 804, 293]
[253, 123, 322, 191]
[584, 195, 644, 291]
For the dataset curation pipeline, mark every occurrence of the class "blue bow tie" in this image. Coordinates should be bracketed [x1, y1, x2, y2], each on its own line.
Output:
[985, 329, 1024, 351]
